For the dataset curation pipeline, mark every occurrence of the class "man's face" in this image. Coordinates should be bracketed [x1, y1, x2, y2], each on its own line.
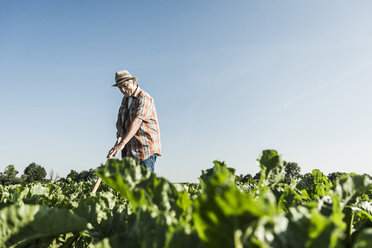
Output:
[118, 80, 136, 97]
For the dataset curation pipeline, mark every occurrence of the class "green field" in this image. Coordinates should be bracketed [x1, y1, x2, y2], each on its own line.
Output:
[0, 150, 371, 248]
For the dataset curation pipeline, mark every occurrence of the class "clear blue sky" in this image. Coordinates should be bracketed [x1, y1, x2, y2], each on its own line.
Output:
[1, 1, 372, 182]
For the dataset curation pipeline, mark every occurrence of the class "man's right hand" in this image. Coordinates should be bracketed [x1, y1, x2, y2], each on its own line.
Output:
[106, 149, 116, 158]
[107, 137, 123, 158]
[107, 146, 119, 158]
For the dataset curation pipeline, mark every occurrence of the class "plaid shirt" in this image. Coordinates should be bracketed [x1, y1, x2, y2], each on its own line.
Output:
[116, 85, 161, 161]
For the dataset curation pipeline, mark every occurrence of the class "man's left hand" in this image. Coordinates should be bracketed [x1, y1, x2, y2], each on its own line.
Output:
[107, 142, 125, 158]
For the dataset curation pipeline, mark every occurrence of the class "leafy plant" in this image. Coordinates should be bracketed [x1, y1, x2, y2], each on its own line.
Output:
[0, 150, 371, 247]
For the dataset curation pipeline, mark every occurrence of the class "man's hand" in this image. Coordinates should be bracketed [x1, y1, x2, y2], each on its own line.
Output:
[108, 117, 142, 159]
[107, 142, 125, 158]
[107, 137, 124, 158]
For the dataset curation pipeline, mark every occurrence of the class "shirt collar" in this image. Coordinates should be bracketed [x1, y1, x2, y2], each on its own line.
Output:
[131, 85, 141, 98]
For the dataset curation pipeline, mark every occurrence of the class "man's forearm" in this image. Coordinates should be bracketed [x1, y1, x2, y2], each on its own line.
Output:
[121, 117, 143, 145]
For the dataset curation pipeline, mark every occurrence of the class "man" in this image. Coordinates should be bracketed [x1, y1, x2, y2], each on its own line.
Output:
[107, 70, 161, 172]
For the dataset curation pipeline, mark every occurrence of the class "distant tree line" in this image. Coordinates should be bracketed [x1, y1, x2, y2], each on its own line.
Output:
[0, 163, 97, 186]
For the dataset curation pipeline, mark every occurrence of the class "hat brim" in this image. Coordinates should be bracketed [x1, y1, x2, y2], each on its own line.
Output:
[112, 77, 138, 87]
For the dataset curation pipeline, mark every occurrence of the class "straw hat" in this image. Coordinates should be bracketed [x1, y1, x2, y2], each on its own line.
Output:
[112, 70, 138, 87]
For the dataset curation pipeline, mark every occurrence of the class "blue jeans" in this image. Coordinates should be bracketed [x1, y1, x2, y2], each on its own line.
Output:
[139, 154, 157, 173]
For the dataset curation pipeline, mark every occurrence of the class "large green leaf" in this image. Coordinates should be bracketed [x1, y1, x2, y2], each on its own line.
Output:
[92, 207, 203, 248]
[334, 174, 372, 206]
[0, 204, 88, 248]
[94, 158, 200, 247]
[193, 160, 277, 248]
[199, 160, 235, 190]
[96, 158, 189, 216]
[353, 228, 372, 248]
[278, 185, 310, 212]
[257, 150, 285, 188]
[296, 170, 332, 199]
[74, 191, 128, 244]
[343, 199, 372, 246]
[0, 185, 29, 209]
[285, 200, 346, 248]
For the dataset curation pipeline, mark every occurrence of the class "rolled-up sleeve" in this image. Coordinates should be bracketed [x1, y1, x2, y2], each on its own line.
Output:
[134, 95, 152, 122]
